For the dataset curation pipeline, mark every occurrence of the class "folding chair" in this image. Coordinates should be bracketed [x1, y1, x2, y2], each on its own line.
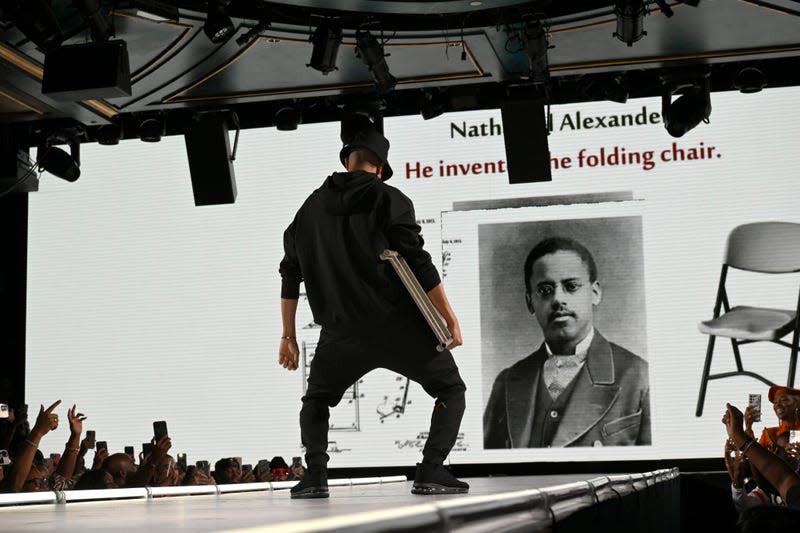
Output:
[695, 221, 800, 416]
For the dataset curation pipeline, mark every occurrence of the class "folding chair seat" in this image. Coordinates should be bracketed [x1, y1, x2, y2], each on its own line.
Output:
[695, 221, 800, 416]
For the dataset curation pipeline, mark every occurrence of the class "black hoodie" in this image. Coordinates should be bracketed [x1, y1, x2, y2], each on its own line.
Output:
[280, 171, 441, 331]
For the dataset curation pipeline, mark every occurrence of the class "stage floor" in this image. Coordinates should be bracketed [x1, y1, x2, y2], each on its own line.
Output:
[0, 474, 601, 533]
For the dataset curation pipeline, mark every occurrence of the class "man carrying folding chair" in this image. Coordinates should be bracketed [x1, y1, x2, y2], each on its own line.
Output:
[278, 114, 467, 499]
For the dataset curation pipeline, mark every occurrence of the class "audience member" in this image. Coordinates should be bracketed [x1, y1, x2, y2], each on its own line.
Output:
[723, 403, 800, 509]
[180, 465, 215, 486]
[270, 456, 291, 481]
[1, 400, 60, 493]
[213, 458, 241, 484]
[0, 395, 307, 494]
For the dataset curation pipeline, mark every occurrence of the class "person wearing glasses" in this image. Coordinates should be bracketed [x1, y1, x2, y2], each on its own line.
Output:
[483, 237, 651, 448]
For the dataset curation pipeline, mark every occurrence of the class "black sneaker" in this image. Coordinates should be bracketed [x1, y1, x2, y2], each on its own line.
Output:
[290, 467, 329, 499]
[411, 462, 469, 495]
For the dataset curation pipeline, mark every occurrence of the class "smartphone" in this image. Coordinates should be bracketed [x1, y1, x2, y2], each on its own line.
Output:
[258, 459, 270, 473]
[153, 421, 168, 440]
[748, 394, 762, 423]
[86, 430, 96, 447]
[96, 441, 108, 452]
[790, 430, 799, 444]
[0, 403, 8, 419]
[292, 456, 303, 467]
[177, 452, 187, 471]
[124, 446, 135, 458]
[142, 442, 155, 456]
[196, 460, 210, 476]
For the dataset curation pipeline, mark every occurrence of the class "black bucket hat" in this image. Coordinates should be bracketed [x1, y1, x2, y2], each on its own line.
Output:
[339, 114, 393, 181]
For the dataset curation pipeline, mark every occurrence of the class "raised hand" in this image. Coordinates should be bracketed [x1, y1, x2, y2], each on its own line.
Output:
[150, 435, 172, 462]
[743, 404, 759, 431]
[67, 404, 87, 437]
[92, 448, 109, 470]
[31, 400, 61, 438]
[724, 439, 746, 488]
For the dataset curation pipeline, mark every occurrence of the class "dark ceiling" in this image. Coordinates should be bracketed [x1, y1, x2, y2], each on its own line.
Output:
[2, 0, 800, 146]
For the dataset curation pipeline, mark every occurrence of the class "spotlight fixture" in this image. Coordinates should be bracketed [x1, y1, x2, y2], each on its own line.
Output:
[236, 17, 270, 47]
[614, 0, 646, 46]
[139, 118, 164, 142]
[355, 29, 396, 94]
[274, 107, 302, 131]
[520, 18, 550, 84]
[38, 146, 80, 182]
[661, 76, 711, 138]
[308, 22, 342, 75]
[734, 66, 766, 94]
[36, 128, 85, 182]
[96, 123, 123, 145]
[8, 0, 64, 51]
[204, 0, 234, 44]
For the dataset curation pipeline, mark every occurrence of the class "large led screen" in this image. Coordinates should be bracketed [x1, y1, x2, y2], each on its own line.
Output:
[26, 87, 800, 467]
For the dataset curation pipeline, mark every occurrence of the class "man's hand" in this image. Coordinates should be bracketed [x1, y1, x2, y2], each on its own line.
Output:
[240, 469, 256, 483]
[31, 400, 61, 438]
[92, 448, 109, 470]
[279, 338, 300, 371]
[67, 404, 86, 438]
[150, 435, 172, 462]
[447, 320, 463, 350]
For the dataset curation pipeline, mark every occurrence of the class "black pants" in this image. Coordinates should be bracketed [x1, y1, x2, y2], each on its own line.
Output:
[300, 319, 466, 468]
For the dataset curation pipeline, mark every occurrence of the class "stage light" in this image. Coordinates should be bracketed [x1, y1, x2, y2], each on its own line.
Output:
[308, 22, 342, 75]
[521, 19, 549, 84]
[38, 146, 80, 182]
[8, 0, 64, 51]
[355, 29, 396, 94]
[235, 17, 270, 47]
[73, 0, 113, 42]
[734, 67, 766, 94]
[614, 0, 646, 46]
[274, 107, 302, 131]
[139, 118, 164, 142]
[204, 0, 234, 44]
[662, 77, 711, 138]
[96, 123, 122, 146]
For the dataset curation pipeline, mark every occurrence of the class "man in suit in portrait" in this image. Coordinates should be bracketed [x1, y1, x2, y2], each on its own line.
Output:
[483, 236, 651, 448]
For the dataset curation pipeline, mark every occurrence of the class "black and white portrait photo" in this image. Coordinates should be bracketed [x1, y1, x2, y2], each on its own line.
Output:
[480, 214, 651, 449]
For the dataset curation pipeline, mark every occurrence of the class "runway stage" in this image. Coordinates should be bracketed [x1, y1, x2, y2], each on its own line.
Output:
[0, 470, 679, 533]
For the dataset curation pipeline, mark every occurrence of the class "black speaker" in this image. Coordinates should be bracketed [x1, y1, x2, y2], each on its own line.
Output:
[42, 40, 131, 101]
[500, 99, 552, 184]
[184, 117, 237, 206]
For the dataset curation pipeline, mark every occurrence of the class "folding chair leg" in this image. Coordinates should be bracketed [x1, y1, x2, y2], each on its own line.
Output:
[696, 335, 717, 417]
[731, 339, 744, 372]
[789, 332, 799, 388]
